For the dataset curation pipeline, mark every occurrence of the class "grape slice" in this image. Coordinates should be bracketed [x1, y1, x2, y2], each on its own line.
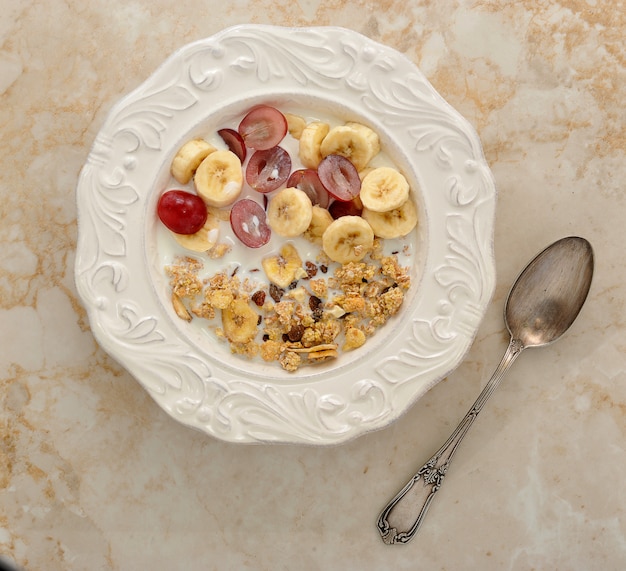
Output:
[317, 154, 361, 202]
[329, 199, 362, 219]
[230, 199, 271, 248]
[157, 190, 208, 234]
[246, 146, 292, 193]
[238, 105, 288, 150]
[286, 169, 330, 208]
[218, 128, 247, 162]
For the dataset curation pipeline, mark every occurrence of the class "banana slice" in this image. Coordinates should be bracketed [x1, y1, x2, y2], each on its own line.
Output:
[360, 167, 410, 213]
[361, 198, 418, 239]
[322, 216, 374, 264]
[267, 187, 313, 238]
[262, 243, 306, 288]
[299, 121, 330, 169]
[303, 205, 334, 245]
[194, 150, 243, 208]
[222, 298, 259, 344]
[319, 122, 380, 171]
[170, 139, 216, 184]
[170, 212, 220, 252]
[284, 112, 307, 139]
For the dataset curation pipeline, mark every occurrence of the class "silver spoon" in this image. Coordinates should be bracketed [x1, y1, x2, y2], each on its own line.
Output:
[377, 236, 594, 545]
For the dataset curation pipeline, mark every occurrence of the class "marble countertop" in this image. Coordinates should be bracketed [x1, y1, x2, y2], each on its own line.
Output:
[2, 1, 625, 569]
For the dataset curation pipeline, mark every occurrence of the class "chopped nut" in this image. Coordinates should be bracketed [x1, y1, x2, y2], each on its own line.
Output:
[171, 293, 192, 322]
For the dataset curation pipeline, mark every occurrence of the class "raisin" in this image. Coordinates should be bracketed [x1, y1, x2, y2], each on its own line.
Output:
[251, 290, 266, 307]
[320, 264, 328, 274]
[309, 296, 322, 311]
[305, 261, 318, 278]
[257, 315, 263, 325]
[263, 334, 270, 341]
[287, 324, 304, 342]
[288, 280, 298, 290]
[269, 283, 284, 302]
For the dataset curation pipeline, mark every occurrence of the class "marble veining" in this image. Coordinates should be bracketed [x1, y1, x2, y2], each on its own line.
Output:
[1, 0, 625, 569]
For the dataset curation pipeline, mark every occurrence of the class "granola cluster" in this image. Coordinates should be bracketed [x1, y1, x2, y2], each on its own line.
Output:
[165, 240, 411, 372]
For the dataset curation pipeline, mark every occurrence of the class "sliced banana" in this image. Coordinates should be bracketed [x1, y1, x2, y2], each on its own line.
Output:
[360, 167, 410, 213]
[298, 121, 330, 169]
[262, 243, 305, 288]
[322, 216, 374, 264]
[362, 198, 418, 239]
[170, 212, 220, 252]
[267, 187, 313, 238]
[194, 149, 243, 208]
[284, 112, 307, 140]
[303, 205, 334, 245]
[170, 138, 216, 184]
[222, 298, 259, 344]
[319, 122, 380, 172]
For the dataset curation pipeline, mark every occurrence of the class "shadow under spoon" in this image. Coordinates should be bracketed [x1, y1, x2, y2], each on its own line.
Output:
[377, 235, 595, 545]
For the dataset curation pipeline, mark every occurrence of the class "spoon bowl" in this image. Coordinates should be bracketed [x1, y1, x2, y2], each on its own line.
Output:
[505, 236, 594, 348]
[377, 236, 594, 545]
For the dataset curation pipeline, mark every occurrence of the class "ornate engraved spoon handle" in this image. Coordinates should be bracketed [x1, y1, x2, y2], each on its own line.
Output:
[377, 338, 524, 545]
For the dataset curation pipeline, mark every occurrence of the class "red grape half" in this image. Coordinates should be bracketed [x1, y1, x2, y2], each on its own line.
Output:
[246, 146, 292, 193]
[317, 154, 361, 202]
[157, 190, 208, 234]
[230, 199, 271, 248]
[218, 128, 247, 162]
[286, 169, 330, 208]
[238, 105, 288, 150]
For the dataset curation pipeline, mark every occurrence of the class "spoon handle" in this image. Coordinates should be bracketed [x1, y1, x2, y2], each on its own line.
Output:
[377, 338, 524, 545]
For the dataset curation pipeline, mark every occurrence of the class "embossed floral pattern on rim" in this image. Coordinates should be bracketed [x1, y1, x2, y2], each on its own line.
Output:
[74, 25, 497, 445]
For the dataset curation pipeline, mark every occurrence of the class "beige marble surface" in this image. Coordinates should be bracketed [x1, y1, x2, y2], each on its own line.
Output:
[1, 0, 625, 569]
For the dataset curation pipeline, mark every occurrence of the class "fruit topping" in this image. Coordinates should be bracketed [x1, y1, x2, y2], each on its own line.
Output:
[321, 215, 374, 263]
[360, 167, 410, 212]
[319, 122, 380, 172]
[217, 128, 247, 162]
[157, 190, 208, 235]
[229, 198, 271, 248]
[170, 139, 216, 185]
[317, 154, 361, 202]
[286, 169, 330, 208]
[266, 187, 313, 238]
[238, 105, 288, 150]
[361, 199, 418, 239]
[298, 121, 330, 169]
[328, 198, 363, 219]
[246, 146, 292, 193]
[194, 149, 243, 207]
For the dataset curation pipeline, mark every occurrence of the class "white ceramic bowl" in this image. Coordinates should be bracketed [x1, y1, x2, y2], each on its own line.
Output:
[75, 25, 496, 445]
